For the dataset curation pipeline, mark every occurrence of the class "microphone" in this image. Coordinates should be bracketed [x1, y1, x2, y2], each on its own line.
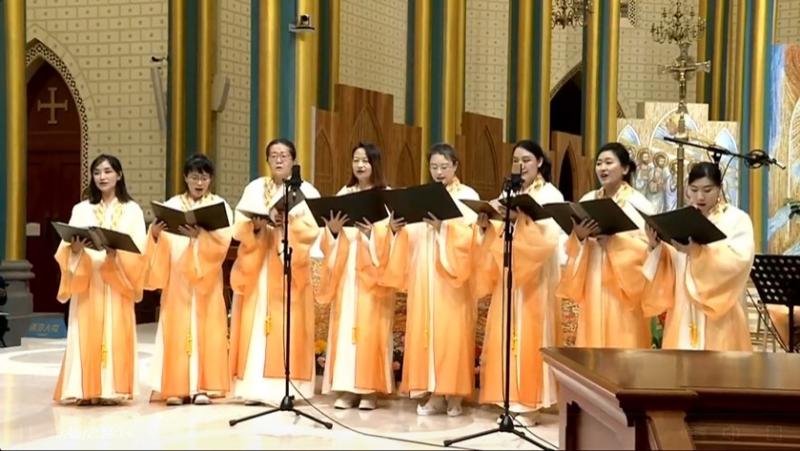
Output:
[287, 164, 303, 190]
[505, 162, 523, 193]
[745, 150, 786, 169]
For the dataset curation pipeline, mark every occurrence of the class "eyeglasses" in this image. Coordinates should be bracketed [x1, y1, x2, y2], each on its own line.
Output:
[187, 175, 211, 183]
[268, 153, 292, 161]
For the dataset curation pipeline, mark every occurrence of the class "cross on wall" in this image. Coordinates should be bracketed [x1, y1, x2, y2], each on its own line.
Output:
[37, 86, 68, 125]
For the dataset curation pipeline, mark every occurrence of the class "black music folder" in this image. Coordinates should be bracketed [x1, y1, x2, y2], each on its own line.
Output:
[461, 199, 504, 221]
[638, 207, 727, 245]
[381, 183, 463, 224]
[306, 188, 389, 227]
[268, 189, 307, 213]
[543, 198, 638, 235]
[52, 222, 141, 254]
[236, 206, 276, 226]
[151, 201, 230, 235]
[500, 195, 552, 221]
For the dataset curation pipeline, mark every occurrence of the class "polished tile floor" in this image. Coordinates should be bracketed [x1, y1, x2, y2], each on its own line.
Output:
[1, 323, 559, 450]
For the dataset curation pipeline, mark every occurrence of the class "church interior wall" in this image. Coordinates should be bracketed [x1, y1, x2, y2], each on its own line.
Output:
[216, 0, 252, 206]
[464, 0, 509, 127]
[338, 0, 408, 124]
[776, 0, 800, 44]
[26, 0, 169, 219]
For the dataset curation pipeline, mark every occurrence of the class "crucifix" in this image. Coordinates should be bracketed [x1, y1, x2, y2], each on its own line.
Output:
[37, 86, 69, 125]
[651, 0, 709, 208]
[658, 47, 710, 206]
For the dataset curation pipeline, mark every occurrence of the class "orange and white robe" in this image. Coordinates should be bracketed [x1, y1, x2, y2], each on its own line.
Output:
[53, 199, 146, 402]
[475, 180, 564, 412]
[381, 180, 479, 399]
[144, 193, 233, 399]
[642, 203, 754, 351]
[318, 186, 395, 395]
[557, 183, 654, 348]
[229, 177, 321, 403]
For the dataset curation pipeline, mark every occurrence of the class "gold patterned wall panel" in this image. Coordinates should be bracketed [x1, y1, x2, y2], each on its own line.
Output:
[465, 0, 509, 126]
[26, 0, 169, 218]
[776, 0, 800, 44]
[217, 0, 252, 205]
[339, 0, 408, 124]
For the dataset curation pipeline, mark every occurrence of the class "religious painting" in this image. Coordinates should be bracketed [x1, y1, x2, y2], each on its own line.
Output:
[767, 44, 800, 255]
[617, 102, 740, 213]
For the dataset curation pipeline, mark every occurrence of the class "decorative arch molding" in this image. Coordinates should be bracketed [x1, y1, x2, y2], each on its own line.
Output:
[26, 38, 92, 193]
[550, 62, 626, 119]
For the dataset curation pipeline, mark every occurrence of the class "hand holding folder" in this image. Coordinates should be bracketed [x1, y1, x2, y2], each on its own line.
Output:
[638, 207, 726, 245]
[236, 207, 277, 227]
[306, 188, 389, 227]
[53, 222, 141, 254]
[381, 183, 462, 224]
[151, 201, 229, 236]
[461, 199, 504, 221]
[543, 198, 638, 235]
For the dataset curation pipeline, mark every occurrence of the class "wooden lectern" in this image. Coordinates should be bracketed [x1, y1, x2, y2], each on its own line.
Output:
[542, 348, 800, 450]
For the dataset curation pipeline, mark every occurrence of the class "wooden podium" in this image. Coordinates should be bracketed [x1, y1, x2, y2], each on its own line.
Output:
[542, 348, 800, 450]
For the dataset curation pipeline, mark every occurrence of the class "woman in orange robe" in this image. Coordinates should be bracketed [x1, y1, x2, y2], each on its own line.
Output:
[557, 142, 655, 349]
[317, 143, 395, 410]
[474, 140, 564, 416]
[642, 162, 754, 351]
[53, 154, 146, 405]
[145, 155, 233, 405]
[229, 138, 321, 405]
[381, 143, 479, 417]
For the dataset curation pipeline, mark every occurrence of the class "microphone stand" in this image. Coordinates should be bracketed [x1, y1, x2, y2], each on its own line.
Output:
[230, 168, 333, 430]
[662, 136, 785, 169]
[444, 174, 550, 449]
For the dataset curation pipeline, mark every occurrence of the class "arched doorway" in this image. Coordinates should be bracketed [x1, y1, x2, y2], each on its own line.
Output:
[26, 61, 82, 314]
[550, 69, 582, 136]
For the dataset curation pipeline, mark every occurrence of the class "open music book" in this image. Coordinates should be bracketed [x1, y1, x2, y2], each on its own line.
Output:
[543, 198, 638, 235]
[637, 207, 727, 245]
[151, 201, 229, 236]
[52, 222, 141, 254]
[306, 188, 389, 227]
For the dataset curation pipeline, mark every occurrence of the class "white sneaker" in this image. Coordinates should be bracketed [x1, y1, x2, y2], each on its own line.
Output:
[193, 394, 211, 405]
[416, 395, 446, 416]
[446, 396, 463, 417]
[358, 394, 377, 410]
[165, 396, 183, 406]
[334, 392, 359, 409]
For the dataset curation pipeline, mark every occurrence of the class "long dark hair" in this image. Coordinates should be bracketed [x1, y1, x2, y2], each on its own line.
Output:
[346, 142, 387, 189]
[265, 138, 297, 161]
[688, 162, 723, 186]
[597, 142, 637, 184]
[514, 139, 552, 182]
[86, 154, 133, 204]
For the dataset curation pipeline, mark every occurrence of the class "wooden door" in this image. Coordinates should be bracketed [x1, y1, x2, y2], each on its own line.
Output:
[26, 62, 82, 314]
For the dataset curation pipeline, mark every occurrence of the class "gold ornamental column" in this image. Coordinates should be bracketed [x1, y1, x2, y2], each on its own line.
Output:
[414, 0, 432, 182]
[257, 0, 281, 177]
[295, 0, 319, 181]
[442, 0, 465, 144]
[197, 0, 217, 161]
[168, 0, 187, 196]
[4, 0, 27, 260]
[737, 0, 775, 250]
